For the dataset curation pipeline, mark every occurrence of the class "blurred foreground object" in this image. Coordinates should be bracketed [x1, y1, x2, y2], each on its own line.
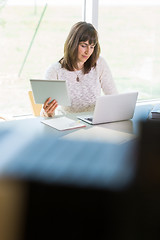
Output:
[0, 179, 27, 240]
[0, 120, 160, 239]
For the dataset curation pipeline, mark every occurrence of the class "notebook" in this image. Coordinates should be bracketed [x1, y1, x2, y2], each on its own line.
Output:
[30, 79, 71, 106]
[41, 117, 86, 131]
[77, 92, 138, 125]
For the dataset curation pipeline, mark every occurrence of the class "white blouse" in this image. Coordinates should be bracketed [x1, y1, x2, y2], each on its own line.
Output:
[42, 56, 118, 116]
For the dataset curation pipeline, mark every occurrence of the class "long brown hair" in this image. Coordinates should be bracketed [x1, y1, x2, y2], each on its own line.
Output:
[60, 21, 101, 74]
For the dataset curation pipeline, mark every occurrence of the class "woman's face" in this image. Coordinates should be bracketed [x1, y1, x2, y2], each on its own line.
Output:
[77, 40, 95, 65]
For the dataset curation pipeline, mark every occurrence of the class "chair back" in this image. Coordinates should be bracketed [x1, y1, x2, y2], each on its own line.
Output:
[0, 116, 6, 121]
[28, 91, 42, 116]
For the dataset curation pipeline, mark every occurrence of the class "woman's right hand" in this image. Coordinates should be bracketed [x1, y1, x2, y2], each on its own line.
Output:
[43, 97, 58, 117]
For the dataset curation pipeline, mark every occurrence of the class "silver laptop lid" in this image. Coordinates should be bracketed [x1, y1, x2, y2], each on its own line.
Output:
[92, 92, 138, 124]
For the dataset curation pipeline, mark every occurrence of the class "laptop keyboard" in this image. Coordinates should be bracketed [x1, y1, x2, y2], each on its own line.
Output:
[85, 117, 93, 122]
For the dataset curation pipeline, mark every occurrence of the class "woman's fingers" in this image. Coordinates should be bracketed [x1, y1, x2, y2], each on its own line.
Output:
[43, 98, 58, 114]
[43, 97, 51, 109]
[47, 101, 58, 113]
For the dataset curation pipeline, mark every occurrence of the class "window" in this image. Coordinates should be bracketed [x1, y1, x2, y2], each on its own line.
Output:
[1, 0, 160, 119]
[0, 0, 83, 117]
[99, 0, 160, 100]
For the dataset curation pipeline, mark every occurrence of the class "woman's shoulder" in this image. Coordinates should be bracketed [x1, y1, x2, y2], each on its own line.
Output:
[96, 56, 112, 71]
[97, 56, 107, 66]
[47, 61, 62, 71]
[45, 61, 62, 79]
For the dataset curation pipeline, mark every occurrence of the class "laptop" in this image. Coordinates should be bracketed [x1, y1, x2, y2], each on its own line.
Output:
[30, 79, 71, 106]
[77, 92, 138, 125]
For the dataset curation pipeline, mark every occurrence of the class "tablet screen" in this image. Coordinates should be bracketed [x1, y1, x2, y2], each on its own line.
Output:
[30, 79, 71, 106]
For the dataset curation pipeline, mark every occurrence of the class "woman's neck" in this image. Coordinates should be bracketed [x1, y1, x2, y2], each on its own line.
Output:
[76, 62, 84, 71]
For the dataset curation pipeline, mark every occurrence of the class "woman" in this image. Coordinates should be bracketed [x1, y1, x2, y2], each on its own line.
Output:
[41, 21, 118, 117]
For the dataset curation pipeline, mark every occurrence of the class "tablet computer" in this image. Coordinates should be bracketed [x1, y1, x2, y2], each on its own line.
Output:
[30, 79, 71, 106]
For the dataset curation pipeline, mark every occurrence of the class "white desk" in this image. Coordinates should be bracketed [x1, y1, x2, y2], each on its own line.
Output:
[0, 101, 156, 179]
[0, 102, 155, 145]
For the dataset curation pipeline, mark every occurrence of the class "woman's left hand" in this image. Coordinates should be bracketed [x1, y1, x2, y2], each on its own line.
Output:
[43, 97, 58, 117]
